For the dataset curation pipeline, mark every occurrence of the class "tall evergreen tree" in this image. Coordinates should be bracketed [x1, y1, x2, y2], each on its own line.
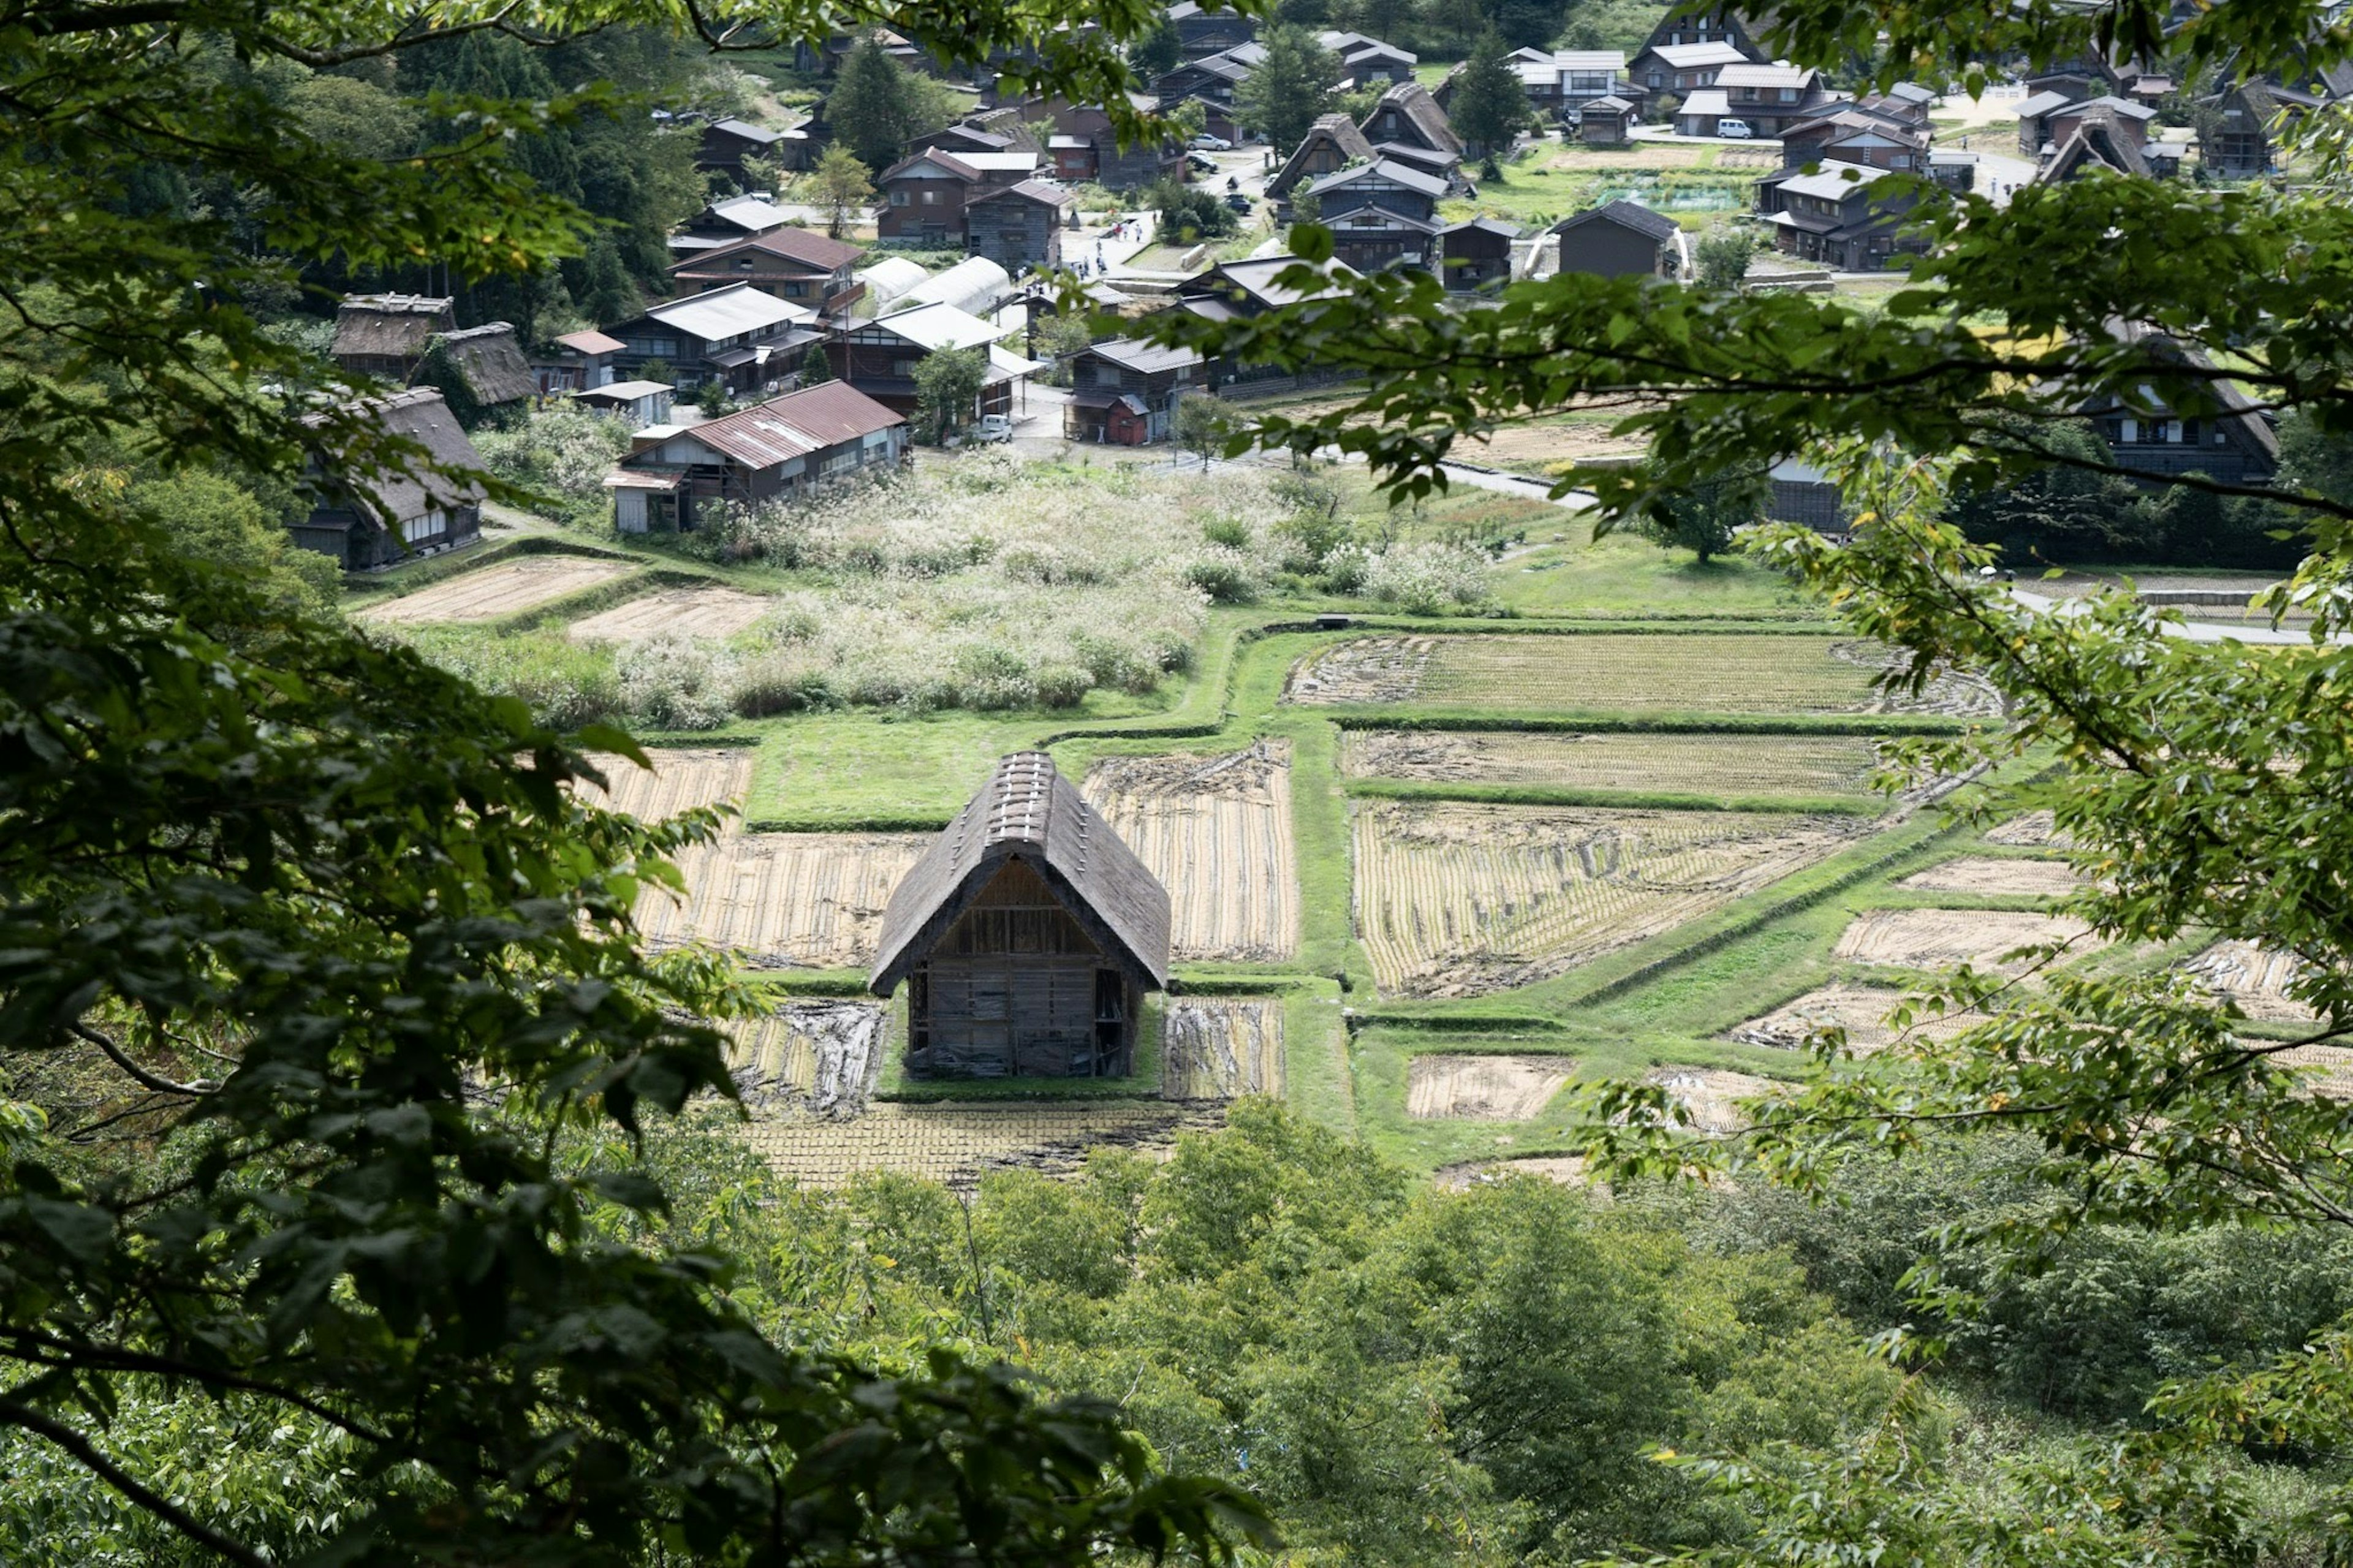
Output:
[1447, 29, 1528, 156]
[1235, 26, 1341, 157]
[828, 37, 927, 170]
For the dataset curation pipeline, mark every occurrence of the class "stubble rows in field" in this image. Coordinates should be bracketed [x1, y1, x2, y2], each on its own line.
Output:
[1340, 729, 1885, 795]
[739, 1102, 1223, 1189]
[1832, 908, 2101, 974]
[569, 585, 773, 643]
[641, 831, 928, 969]
[1354, 801, 1868, 998]
[355, 555, 634, 624]
[1083, 743, 1299, 963]
[1162, 999, 1286, 1099]
[1646, 1067, 1784, 1134]
[1725, 983, 1987, 1054]
[578, 748, 756, 822]
[1406, 1053, 1577, 1120]
[729, 1000, 889, 1115]
[2186, 940, 2319, 1023]
[1897, 856, 2083, 897]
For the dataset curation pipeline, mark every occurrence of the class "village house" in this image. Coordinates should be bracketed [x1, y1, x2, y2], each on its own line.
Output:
[531, 328, 625, 394]
[1151, 40, 1265, 113]
[671, 194, 796, 254]
[1626, 40, 1751, 107]
[1439, 217, 1517, 290]
[571, 379, 673, 428]
[2037, 108, 2155, 182]
[1548, 200, 1687, 279]
[1552, 51, 1631, 120]
[1266, 113, 1377, 210]
[669, 228, 866, 316]
[1317, 30, 1417, 87]
[1756, 159, 1919, 271]
[874, 149, 983, 247]
[601, 381, 907, 533]
[1033, 94, 1186, 189]
[1679, 62, 1833, 137]
[330, 294, 453, 382]
[1302, 158, 1446, 273]
[966, 180, 1074, 271]
[1358, 81, 1463, 169]
[869, 752, 1170, 1080]
[2022, 93, 2156, 157]
[1776, 108, 1930, 173]
[602, 282, 823, 394]
[1637, 4, 1760, 58]
[1063, 338, 1203, 444]
[1577, 94, 1639, 145]
[830, 299, 1036, 419]
[2077, 323, 2281, 488]
[1166, 0, 1256, 60]
[290, 388, 484, 570]
[411, 322, 537, 424]
[1173, 254, 1360, 387]
[697, 117, 809, 179]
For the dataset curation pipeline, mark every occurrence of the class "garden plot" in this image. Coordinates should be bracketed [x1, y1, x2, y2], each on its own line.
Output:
[1725, 984, 1984, 1055]
[1646, 1067, 1785, 1135]
[1339, 729, 1883, 797]
[2186, 941, 2321, 1023]
[1406, 1053, 1578, 1120]
[1162, 999, 1285, 1100]
[1083, 743, 1298, 962]
[577, 747, 755, 822]
[1987, 811, 2071, 847]
[569, 585, 772, 643]
[728, 1000, 888, 1116]
[738, 1102, 1222, 1189]
[1898, 857, 2082, 898]
[1833, 908, 2101, 974]
[355, 554, 632, 624]
[1289, 634, 1981, 716]
[1354, 801, 1868, 998]
[639, 831, 928, 969]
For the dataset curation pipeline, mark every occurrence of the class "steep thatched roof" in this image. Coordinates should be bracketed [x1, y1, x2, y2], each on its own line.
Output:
[869, 753, 1171, 994]
[424, 322, 536, 406]
[303, 388, 488, 528]
[332, 294, 454, 362]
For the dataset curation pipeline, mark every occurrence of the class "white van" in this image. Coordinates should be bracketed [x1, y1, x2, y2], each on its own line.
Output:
[1716, 119, 1754, 138]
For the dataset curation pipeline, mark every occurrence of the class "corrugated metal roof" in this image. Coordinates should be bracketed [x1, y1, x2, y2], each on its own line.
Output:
[1774, 159, 1881, 202]
[868, 752, 1172, 994]
[555, 329, 626, 355]
[1715, 62, 1817, 88]
[666, 381, 905, 468]
[867, 301, 1005, 351]
[646, 283, 816, 343]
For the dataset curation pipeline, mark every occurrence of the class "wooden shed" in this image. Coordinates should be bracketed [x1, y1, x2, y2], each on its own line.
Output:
[868, 753, 1170, 1079]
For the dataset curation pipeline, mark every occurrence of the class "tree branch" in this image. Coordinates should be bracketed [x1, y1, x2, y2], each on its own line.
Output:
[0, 1398, 274, 1568]
[69, 1022, 211, 1097]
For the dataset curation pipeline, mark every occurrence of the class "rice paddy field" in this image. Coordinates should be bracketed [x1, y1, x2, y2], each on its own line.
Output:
[363, 445, 2093, 1179]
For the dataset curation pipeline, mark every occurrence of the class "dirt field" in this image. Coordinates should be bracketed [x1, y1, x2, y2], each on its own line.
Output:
[569, 585, 772, 643]
[729, 1000, 888, 1115]
[640, 831, 929, 969]
[1406, 1053, 1578, 1120]
[1083, 743, 1298, 962]
[2275, 1044, 2353, 1097]
[1162, 999, 1285, 1099]
[1725, 983, 1984, 1054]
[1898, 857, 2082, 897]
[1434, 1154, 1589, 1191]
[578, 748, 756, 822]
[1459, 420, 1642, 472]
[1340, 729, 1884, 796]
[1355, 801, 1868, 997]
[1288, 634, 1967, 716]
[2186, 941, 2319, 1023]
[1833, 908, 2102, 974]
[355, 555, 633, 625]
[1986, 811, 2071, 847]
[1646, 1067, 1784, 1134]
[739, 1101, 1222, 1189]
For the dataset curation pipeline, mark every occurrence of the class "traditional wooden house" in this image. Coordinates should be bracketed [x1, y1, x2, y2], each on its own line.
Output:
[1756, 160, 1918, 271]
[1705, 61, 1833, 136]
[1634, 5, 1759, 58]
[1174, 254, 1359, 386]
[1151, 40, 1265, 112]
[830, 300, 1033, 418]
[2077, 322, 2280, 488]
[1267, 113, 1378, 208]
[876, 148, 986, 246]
[1167, 0, 1256, 60]
[869, 752, 1170, 1080]
[672, 194, 794, 254]
[1578, 94, 1639, 145]
[531, 328, 625, 394]
[1552, 51, 1631, 119]
[412, 322, 537, 424]
[1549, 200, 1687, 279]
[1358, 81, 1463, 166]
[966, 180, 1074, 270]
[1031, 94, 1185, 189]
[291, 388, 485, 570]
[1318, 30, 1417, 87]
[331, 294, 454, 382]
[1768, 458, 1846, 532]
[1303, 158, 1445, 273]
[601, 381, 907, 532]
[2036, 110, 2154, 183]
[1626, 40, 1751, 107]
[1776, 109, 1930, 173]
[669, 228, 867, 316]
[698, 118, 795, 178]
[2033, 94, 2156, 158]
[571, 379, 673, 428]
[1439, 217, 1517, 290]
[1063, 338, 1202, 443]
[602, 282, 824, 394]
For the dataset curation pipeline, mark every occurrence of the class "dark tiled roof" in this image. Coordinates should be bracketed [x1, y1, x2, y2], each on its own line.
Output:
[870, 752, 1172, 993]
[1552, 198, 1680, 242]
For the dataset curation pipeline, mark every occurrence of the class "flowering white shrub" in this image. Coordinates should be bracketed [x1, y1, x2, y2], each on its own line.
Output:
[1362, 542, 1495, 615]
[617, 635, 738, 730]
[472, 406, 631, 507]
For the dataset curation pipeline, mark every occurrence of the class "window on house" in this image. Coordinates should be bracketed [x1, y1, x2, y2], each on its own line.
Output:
[890, 189, 909, 205]
[401, 509, 444, 545]
[1780, 86, 1798, 102]
[1095, 363, 1121, 386]
[921, 189, 939, 205]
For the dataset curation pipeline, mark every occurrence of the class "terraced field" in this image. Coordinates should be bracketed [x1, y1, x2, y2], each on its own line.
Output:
[1406, 1053, 1577, 1119]
[1289, 634, 1999, 716]
[355, 554, 633, 624]
[1898, 856, 2082, 896]
[1725, 984, 1987, 1055]
[640, 831, 928, 969]
[570, 585, 773, 643]
[739, 1102, 1221, 1189]
[1833, 908, 2101, 974]
[2187, 940, 2319, 1023]
[1646, 1067, 1783, 1134]
[1354, 801, 1868, 996]
[1340, 729, 1884, 796]
[728, 1000, 889, 1114]
[578, 748, 756, 822]
[1162, 999, 1286, 1099]
[1083, 744, 1298, 963]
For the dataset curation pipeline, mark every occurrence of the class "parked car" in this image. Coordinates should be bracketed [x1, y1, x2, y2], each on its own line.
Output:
[974, 413, 1014, 444]
[1188, 133, 1232, 151]
[1716, 118, 1754, 138]
[1186, 153, 1216, 173]
[1223, 192, 1253, 213]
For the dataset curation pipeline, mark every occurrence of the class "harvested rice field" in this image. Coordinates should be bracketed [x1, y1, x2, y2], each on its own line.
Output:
[1647, 1067, 1784, 1134]
[639, 831, 928, 969]
[1898, 856, 2082, 897]
[1083, 743, 1298, 962]
[1833, 908, 2101, 974]
[1161, 999, 1285, 1099]
[578, 747, 755, 821]
[1354, 801, 1869, 997]
[355, 554, 632, 624]
[2276, 1044, 2353, 1096]
[727, 1000, 888, 1115]
[1339, 729, 1884, 796]
[1406, 1052, 1578, 1120]
[1724, 983, 1985, 1055]
[739, 1101, 1222, 1189]
[1987, 811, 2071, 847]
[1287, 634, 2000, 716]
[568, 584, 772, 643]
[2186, 940, 2320, 1022]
